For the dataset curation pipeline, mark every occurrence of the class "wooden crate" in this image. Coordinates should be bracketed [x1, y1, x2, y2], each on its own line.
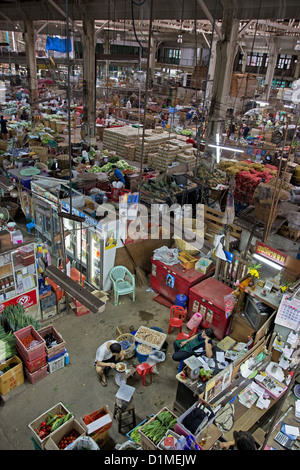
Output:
[204, 206, 242, 249]
[138, 407, 178, 451]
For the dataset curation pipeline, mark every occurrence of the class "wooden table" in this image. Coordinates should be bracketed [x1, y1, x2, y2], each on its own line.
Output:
[196, 423, 223, 450]
[264, 403, 300, 450]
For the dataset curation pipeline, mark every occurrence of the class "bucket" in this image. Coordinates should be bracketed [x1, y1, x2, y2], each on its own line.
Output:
[135, 344, 153, 363]
[175, 294, 187, 309]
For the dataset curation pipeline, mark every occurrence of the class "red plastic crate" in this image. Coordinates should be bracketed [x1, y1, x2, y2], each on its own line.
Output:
[17, 349, 47, 373]
[14, 326, 46, 362]
[25, 364, 48, 384]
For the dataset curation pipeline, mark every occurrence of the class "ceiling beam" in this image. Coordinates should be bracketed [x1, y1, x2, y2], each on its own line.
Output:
[47, 0, 83, 34]
[196, 0, 223, 41]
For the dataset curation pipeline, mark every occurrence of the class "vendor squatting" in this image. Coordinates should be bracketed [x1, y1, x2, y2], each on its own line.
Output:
[104, 455, 197, 466]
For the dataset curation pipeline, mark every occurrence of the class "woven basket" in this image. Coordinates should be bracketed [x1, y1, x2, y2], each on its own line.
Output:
[6, 201, 19, 219]
[56, 121, 67, 133]
[116, 333, 135, 359]
[31, 146, 49, 163]
[50, 120, 57, 131]
[57, 154, 70, 170]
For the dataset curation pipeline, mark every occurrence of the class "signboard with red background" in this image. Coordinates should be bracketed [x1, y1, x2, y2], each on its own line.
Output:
[0, 289, 37, 314]
[255, 241, 287, 266]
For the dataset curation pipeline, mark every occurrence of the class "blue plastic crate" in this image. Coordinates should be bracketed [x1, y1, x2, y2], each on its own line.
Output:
[47, 349, 66, 363]
[126, 415, 155, 443]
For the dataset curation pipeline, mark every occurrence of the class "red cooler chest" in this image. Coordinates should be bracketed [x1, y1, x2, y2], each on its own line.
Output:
[188, 278, 233, 340]
[150, 257, 214, 305]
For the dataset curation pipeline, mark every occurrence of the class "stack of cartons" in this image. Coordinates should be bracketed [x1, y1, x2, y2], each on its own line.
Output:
[155, 144, 178, 171]
[103, 127, 139, 158]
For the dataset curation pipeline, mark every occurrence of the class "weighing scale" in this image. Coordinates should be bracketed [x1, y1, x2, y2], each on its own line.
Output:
[115, 383, 135, 411]
[183, 356, 202, 380]
[115, 362, 128, 385]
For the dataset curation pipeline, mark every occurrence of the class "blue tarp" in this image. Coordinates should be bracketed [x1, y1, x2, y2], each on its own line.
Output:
[46, 36, 72, 53]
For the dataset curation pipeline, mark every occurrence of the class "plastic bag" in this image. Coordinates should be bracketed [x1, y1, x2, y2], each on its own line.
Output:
[175, 435, 201, 450]
[65, 436, 99, 450]
[224, 293, 236, 318]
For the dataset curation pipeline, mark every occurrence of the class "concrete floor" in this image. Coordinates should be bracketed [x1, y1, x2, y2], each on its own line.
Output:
[0, 286, 183, 450]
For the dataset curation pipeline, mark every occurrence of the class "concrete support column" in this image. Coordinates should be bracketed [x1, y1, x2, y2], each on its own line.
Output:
[148, 36, 156, 87]
[206, 12, 240, 143]
[241, 50, 247, 73]
[103, 35, 110, 85]
[205, 37, 217, 101]
[294, 52, 300, 80]
[263, 37, 278, 101]
[23, 19, 38, 114]
[82, 15, 96, 144]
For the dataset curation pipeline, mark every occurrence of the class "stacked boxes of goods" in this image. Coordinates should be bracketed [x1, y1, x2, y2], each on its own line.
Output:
[14, 326, 47, 384]
[155, 144, 179, 172]
[176, 147, 197, 170]
[38, 325, 66, 374]
[103, 127, 139, 158]
[135, 131, 173, 165]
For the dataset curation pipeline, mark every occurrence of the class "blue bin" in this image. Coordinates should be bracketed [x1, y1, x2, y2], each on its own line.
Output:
[135, 344, 153, 363]
[150, 326, 163, 333]
[175, 294, 187, 309]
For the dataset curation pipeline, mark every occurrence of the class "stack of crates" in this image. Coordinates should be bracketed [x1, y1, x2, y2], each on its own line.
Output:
[38, 325, 66, 374]
[14, 326, 47, 384]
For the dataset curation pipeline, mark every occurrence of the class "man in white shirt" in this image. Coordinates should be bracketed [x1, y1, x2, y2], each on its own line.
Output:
[95, 340, 125, 386]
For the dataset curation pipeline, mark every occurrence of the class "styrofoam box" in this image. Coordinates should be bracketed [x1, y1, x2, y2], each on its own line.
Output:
[176, 401, 215, 440]
[28, 402, 73, 449]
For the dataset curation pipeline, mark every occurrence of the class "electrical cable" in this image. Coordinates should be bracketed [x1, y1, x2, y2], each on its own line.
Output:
[131, 0, 147, 52]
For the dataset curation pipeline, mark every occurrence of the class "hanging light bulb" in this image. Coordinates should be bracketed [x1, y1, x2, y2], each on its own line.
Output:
[177, 34, 183, 44]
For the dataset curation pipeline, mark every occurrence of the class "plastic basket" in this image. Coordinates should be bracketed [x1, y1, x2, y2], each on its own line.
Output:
[14, 326, 46, 362]
[126, 415, 155, 443]
[134, 326, 167, 350]
[17, 349, 47, 374]
[135, 344, 153, 363]
[37, 325, 66, 359]
[25, 364, 48, 384]
[116, 333, 135, 359]
[48, 355, 65, 374]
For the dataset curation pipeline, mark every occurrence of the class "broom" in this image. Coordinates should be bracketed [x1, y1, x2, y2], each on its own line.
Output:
[120, 239, 148, 287]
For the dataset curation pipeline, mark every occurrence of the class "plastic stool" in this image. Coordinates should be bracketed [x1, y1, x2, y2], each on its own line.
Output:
[26, 219, 35, 234]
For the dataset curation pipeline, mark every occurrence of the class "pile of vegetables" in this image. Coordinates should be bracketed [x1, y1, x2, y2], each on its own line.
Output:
[58, 429, 80, 449]
[34, 412, 72, 441]
[88, 160, 135, 174]
[140, 178, 182, 199]
[140, 410, 177, 446]
[0, 325, 16, 362]
[0, 304, 40, 333]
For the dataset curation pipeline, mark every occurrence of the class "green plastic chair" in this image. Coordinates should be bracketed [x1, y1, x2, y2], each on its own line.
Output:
[109, 266, 135, 306]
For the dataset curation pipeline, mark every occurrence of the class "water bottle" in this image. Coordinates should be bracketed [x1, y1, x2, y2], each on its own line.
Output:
[64, 351, 69, 366]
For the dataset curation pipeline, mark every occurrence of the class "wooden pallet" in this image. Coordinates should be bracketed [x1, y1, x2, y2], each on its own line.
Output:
[215, 255, 249, 288]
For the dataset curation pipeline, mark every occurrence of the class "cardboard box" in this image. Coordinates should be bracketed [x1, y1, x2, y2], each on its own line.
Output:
[195, 258, 213, 274]
[0, 231, 12, 252]
[44, 418, 86, 450]
[0, 355, 24, 395]
[80, 405, 112, 446]
[28, 402, 73, 449]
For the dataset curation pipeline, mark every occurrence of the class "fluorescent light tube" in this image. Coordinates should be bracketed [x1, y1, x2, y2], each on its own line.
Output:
[253, 253, 283, 270]
[208, 144, 244, 153]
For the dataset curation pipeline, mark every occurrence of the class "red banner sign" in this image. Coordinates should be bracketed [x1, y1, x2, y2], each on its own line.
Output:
[0, 289, 37, 314]
[255, 241, 287, 266]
